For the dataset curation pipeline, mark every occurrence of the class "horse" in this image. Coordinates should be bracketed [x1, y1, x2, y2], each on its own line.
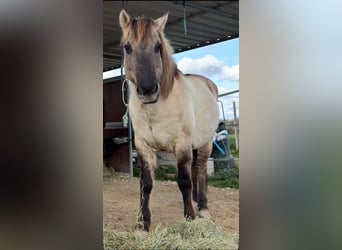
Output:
[119, 10, 219, 232]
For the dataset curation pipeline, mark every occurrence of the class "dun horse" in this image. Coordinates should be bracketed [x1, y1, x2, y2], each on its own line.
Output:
[119, 10, 219, 231]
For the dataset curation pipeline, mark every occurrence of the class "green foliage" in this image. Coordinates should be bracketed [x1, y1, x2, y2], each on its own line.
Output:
[133, 165, 177, 181]
[133, 166, 140, 177]
[228, 135, 236, 150]
[208, 161, 239, 189]
[231, 149, 239, 157]
[154, 166, 177, 181]
[133, 160, 239, 189]
[208, 179, 239, 188]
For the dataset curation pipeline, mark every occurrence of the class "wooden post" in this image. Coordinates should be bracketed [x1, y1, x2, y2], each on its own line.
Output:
[233, 101, 239, 150]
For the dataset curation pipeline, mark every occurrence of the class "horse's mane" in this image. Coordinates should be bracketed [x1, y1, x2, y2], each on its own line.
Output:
[121, 16, 179, 100]
[159, 30, 178, 99]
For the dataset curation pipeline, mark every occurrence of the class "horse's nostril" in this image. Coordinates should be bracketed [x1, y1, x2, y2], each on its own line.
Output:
[137, 87, 149, 95]
[137, 85, 159, 95]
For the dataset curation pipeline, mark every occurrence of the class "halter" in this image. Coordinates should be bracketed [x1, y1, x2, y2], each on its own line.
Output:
[121, 78, 129, 127]
[121, 78, 129, 107]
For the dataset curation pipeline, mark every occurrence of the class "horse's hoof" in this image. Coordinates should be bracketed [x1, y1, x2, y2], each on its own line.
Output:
[198, 209, 211, 219]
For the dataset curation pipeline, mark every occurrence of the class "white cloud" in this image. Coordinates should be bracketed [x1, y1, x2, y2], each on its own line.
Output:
[176, 54, 239, 82]
[220, 65, 239, 82]
[218, 86, 229, 94]
[177, 55, 224, 77]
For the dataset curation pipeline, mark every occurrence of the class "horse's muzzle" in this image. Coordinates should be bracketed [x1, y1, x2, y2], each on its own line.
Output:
[137, 83, 160, 104]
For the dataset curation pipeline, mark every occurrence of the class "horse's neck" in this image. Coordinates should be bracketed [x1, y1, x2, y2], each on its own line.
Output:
[130, 84, 181, 125]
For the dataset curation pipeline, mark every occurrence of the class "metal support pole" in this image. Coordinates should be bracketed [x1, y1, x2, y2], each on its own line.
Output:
[217, 99, 226, 122]
[233, 101, 239, 150]
[127, 85, 133, 176]
[120, 41, 133, 176]
[218, 89, 239, 98]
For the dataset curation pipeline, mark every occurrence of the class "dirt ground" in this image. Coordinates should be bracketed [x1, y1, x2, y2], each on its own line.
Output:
[103, 173, 239, 235]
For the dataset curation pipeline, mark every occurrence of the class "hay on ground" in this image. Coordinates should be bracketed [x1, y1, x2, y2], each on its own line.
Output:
[103, 219, 239, 250]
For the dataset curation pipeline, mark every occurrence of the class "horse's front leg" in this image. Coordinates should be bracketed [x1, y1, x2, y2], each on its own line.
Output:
[176, 146, 195, 220]
[135, 140, 157, 232]
[138, 155, 153, 231]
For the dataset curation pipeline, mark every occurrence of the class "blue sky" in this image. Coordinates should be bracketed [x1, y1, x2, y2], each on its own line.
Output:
[173, 38, 239, 94]
[103, 38, 239, 120]
[172, 38, 239, 120]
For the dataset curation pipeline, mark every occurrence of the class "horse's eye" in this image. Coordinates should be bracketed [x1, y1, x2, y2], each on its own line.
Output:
[124, 44, 132, 54]
[155, 43, 162, 53]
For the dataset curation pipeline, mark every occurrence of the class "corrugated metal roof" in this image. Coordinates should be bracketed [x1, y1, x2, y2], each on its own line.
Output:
[103, 0, 239, 71]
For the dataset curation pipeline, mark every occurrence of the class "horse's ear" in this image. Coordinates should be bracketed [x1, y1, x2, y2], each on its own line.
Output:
[154, 12, 168, 32]
[119, 9, 131, 30]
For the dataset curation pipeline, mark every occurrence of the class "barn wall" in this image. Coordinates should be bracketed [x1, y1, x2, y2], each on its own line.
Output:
[103, 79, 130, 173]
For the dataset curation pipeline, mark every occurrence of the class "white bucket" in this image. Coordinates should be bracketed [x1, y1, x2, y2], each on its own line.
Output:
[207, 158, 214, 176]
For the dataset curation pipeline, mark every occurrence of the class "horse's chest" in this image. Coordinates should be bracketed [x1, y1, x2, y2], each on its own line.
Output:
[131, 110, 178, 151]
[141, 121, 176, 151]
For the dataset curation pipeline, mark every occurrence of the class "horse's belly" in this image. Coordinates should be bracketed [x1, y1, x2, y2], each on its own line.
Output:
[191, 127, 216, 149]
[191, 102, 219, 149]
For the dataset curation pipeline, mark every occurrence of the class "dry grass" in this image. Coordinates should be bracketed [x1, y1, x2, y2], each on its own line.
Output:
[103, 219, 239, 250]
[103, 165, 115, 180]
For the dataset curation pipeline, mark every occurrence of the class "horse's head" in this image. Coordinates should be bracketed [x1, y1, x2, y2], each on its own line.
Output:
[119, 10, 169, 104]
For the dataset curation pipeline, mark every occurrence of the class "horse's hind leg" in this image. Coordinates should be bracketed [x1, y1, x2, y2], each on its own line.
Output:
[176, 147, 196, 220]
[195, 140, 213, 218]
[191, 149, 198, 202]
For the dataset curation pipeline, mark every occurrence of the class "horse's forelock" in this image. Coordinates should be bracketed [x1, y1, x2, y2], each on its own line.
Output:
[124, 17, 154, 43]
